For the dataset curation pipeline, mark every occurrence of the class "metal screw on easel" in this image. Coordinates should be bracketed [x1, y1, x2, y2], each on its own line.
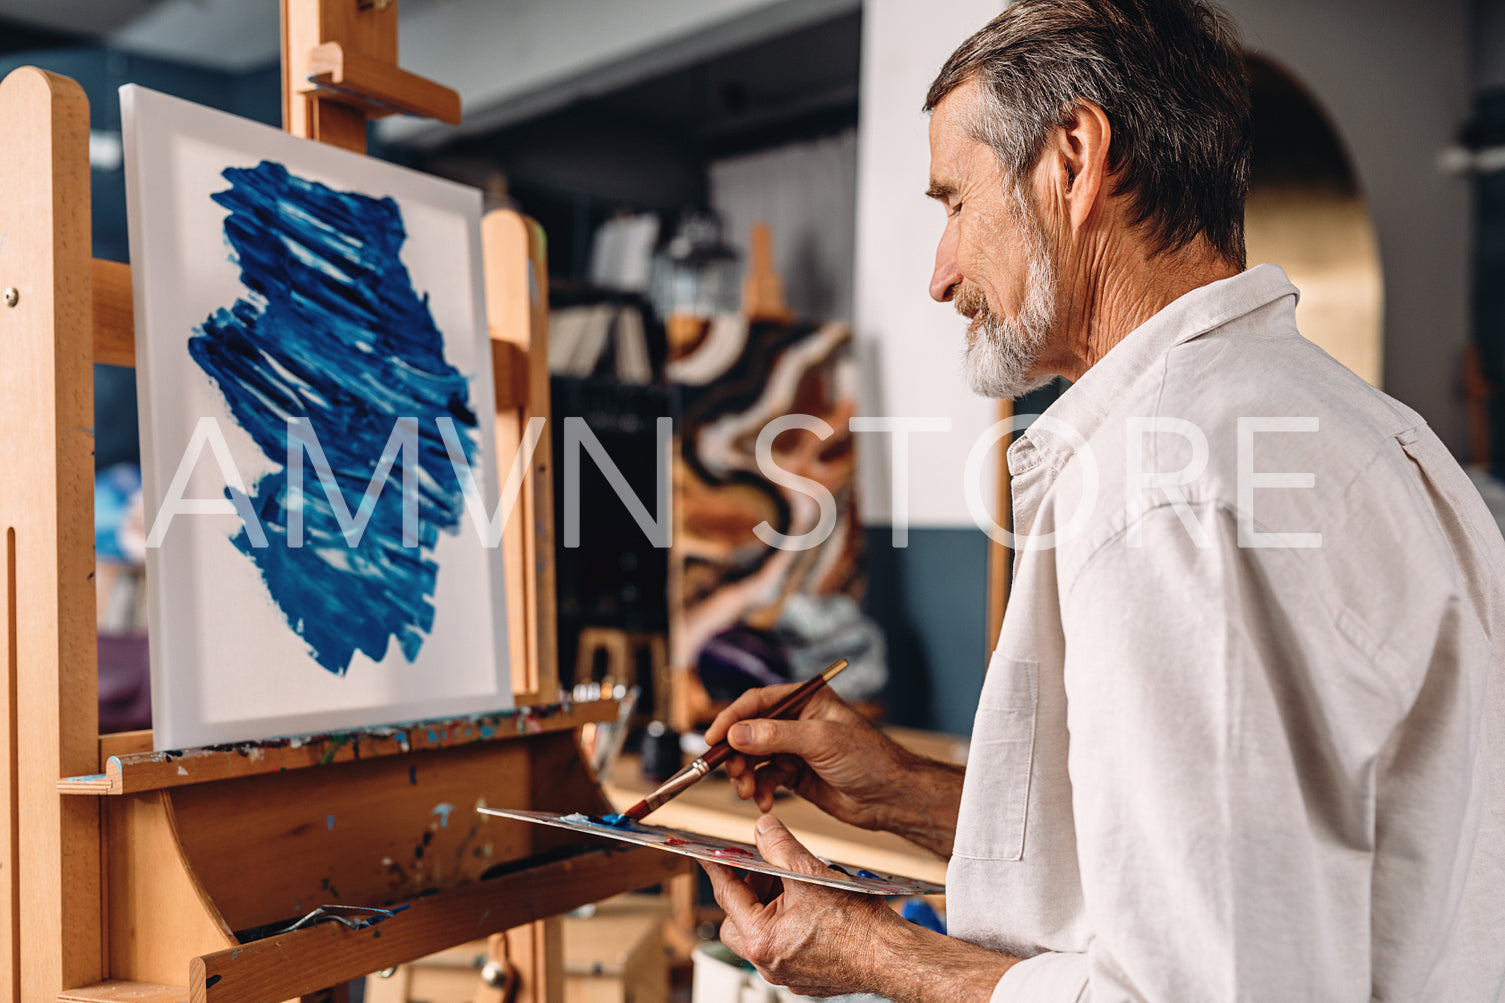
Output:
[3, 287, 17, 307]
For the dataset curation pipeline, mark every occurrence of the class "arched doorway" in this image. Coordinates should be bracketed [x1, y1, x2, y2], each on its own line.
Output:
[1244, 53, 1384, 387]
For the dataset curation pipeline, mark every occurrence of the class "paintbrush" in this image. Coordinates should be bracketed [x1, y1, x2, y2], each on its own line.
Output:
[623, 658, 849, 822]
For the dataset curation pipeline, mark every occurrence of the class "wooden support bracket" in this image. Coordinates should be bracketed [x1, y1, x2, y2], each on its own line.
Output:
[303, 42, 461, 124]
[92, 258, 134, 367]
[282, 0, 460, 153]
[187, 846, 685, 1003]
[491, 339, 531, 412]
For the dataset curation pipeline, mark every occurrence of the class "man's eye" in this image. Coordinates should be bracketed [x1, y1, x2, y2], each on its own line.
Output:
[949, 202, 963, 218]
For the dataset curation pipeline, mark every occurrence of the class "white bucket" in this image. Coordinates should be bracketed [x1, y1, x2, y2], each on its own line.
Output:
[691, 941, 765, 1003]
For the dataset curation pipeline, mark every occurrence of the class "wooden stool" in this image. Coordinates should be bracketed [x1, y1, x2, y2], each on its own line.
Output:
[575, 627, 670, 720]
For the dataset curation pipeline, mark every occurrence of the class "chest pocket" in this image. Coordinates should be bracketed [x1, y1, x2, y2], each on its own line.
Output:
[953, 653, 1038, 861]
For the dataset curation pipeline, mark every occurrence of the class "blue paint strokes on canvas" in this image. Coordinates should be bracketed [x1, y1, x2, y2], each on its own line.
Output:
[189, 160, 479, 675]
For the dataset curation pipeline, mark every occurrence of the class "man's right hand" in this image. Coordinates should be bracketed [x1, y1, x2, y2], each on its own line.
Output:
[703, 680, 965, 859]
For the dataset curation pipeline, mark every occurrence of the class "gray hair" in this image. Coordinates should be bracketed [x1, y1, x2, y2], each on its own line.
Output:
[925, 0, 1251, 269]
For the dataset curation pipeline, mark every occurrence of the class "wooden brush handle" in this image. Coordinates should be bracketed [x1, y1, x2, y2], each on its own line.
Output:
[700, 657, 848, 770]
[624, 658, 849, 821]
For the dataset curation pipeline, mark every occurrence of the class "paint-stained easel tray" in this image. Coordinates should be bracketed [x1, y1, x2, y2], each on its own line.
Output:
[57, 700, 618, 795]
[479, 808, 945, 896]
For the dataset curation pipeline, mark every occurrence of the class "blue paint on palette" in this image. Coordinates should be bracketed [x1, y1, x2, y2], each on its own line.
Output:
[568, 812, 645, 832]
[189, 160, 479, 675]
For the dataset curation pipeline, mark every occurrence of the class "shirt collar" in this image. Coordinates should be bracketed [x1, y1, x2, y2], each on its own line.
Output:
[1006, 263, 1300, 475]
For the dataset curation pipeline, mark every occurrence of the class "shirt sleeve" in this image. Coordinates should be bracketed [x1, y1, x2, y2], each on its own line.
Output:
[992, 951, 1090, 1001]
[1000, 500, 1399, 1003]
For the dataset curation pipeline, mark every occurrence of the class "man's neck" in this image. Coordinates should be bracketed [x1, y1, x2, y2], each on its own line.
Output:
[1042, 237, 1239, 383]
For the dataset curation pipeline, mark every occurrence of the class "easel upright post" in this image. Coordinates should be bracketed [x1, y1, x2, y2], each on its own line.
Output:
[484, 213, 559, 703]
[0, 66, 103, 998]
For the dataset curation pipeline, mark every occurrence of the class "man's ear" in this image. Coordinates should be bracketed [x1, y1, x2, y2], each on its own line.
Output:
[1047, 100, 1112, 233]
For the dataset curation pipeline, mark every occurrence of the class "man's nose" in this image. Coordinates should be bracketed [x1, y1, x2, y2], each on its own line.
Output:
[930, 229, 961, 302]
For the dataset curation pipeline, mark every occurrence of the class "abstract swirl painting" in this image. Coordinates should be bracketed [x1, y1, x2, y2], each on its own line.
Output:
[123, 86, 512, 750]
[189, 161, 478, 677]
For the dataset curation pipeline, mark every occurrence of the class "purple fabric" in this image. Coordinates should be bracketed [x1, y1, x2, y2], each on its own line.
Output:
[98, 632, 151, 733]
[696, 626, 791, 701]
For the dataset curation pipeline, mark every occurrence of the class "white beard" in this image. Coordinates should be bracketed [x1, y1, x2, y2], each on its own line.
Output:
[961, 195, 1058, 400]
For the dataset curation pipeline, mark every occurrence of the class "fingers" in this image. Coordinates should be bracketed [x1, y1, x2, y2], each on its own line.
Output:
[701, 861, 762, 963]
[728, 717, 831, 760]
[701, 860, 763, 920]
[735, 763, 759, 802]
[705, 680, 809, 746]
[718, 913, 746, 960]
[753, 815, 829, 878]
[747, 871, 783, 904]
[755, 771, 776, 813]
[729, 757, 801, 808]
[754, 759, 795, 812]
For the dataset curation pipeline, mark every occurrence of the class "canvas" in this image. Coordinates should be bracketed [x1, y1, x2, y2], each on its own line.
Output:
[480, 808, 945, 896]
[122, 85, 512, 750]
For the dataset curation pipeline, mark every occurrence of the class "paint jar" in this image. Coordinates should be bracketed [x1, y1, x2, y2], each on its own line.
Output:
[640, 720, 682, 783]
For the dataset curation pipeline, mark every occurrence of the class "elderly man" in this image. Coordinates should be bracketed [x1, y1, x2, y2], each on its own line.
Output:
[700, 0, 1505, 1000]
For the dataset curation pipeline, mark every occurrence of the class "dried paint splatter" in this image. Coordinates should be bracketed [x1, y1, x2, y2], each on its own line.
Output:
[189, 161, 479, 675]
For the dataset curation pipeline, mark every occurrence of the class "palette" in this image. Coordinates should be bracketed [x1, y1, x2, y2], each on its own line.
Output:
[479, 808, 944, 896]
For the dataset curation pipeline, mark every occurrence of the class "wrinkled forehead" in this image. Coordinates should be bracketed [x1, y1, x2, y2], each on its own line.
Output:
[928, 78, 983, 153]
[928, 81, 998, 195]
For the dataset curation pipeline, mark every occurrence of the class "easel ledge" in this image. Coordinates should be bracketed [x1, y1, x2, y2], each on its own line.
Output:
[58, 699, 621, 796]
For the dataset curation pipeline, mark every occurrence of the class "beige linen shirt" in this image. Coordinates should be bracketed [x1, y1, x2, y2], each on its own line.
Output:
[947, 265, 1505, 1002]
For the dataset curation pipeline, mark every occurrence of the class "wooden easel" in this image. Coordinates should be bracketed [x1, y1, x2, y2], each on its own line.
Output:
[986, 399, 1015, 647]
[0, 3, 684, 1001]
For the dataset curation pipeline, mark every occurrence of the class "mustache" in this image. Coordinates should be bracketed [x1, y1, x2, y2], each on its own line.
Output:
[953, 283, 990, 320]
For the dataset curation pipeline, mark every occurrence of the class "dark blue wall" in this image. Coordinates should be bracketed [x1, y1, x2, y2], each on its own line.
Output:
[0, 48, 282, 261]
[864, 526, 992, 736]
[862, 381, 1062, 736]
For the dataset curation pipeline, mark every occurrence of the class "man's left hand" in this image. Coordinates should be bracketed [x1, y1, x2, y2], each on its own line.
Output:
[703, 815, 897, 997]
